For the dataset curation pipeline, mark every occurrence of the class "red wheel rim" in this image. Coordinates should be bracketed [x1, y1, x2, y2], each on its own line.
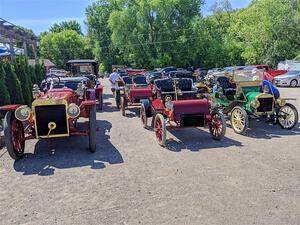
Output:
[155, 118, 162, 142]
[210, 114, 223, 137]
[11, 119, 25, 154]
[140, 107, 146, 125]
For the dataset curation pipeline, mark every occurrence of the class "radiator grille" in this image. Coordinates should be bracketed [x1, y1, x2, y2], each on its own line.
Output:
[35, 105, 68, 137]
[257, 97, 274, 113]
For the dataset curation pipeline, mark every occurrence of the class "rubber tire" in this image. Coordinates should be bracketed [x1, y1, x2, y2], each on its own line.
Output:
[4, 111, 25, 160]
[230, 106, 249, 135]
[89, 106, 97, 153]
[290, 79, 298, 88]
[209, 111, 226, 140]
[98, 94, 103, 110]
[120, 96, 126, 116]
[154, 114, 166, 146]
[278, 103, 298, 130]
[140, 104, 148, 128]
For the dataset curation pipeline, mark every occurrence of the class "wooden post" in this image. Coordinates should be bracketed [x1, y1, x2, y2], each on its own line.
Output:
[9, 38, 14, 64]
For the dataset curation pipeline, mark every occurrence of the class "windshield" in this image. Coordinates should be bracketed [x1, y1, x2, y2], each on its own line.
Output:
[285, 70, 300, 75]
[71, 64, 96, 75]
[234, 70, 264, 82]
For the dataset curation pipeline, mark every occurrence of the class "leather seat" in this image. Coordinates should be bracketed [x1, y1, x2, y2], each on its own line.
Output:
[178, 78, 192, 91]
[217, 77, 236, 96]
[123, 76, 133, 85]
[133, 76, 147, 85]
[155, 79, 174, 92]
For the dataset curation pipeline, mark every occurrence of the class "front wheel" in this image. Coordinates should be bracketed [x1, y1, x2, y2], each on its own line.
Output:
[154, 114, 166, 146]
[140, 104, 148, 128]
[209, 111, 226, 140]
[290, 79, 298, 87]
[278, 103, 298, 129]
[98, 93, 103, 110]
[4, 111, 25, 160]
[230, 106, 249, 135]
[89, 106, 97, 153]
[120, 96, 126, 116]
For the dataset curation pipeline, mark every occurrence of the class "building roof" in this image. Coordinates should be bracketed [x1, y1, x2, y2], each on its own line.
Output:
[28, 59, 55, 67]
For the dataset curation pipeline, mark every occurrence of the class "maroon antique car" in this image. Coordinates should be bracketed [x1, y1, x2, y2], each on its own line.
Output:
[117, 75, 152, 116]
[140, 78, 226, 146]
[0, 75, 97, 160]
[66, 60, 103, 110]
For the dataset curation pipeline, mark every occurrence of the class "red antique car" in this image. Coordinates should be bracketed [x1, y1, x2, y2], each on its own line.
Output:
[140, 78, 226, 146]
[118, 75, 152, 116]
[0, 75, 97, 160]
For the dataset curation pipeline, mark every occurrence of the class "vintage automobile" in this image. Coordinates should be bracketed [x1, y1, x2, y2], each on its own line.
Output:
[0, 74, 97, 160]
[65, 60, 103, 110]
[140, 78, 226, 146]
[116, 75, 152, 116]
[212, 71, 299, 134]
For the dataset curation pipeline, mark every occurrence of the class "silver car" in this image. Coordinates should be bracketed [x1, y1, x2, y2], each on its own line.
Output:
[274, 70, 300, 87]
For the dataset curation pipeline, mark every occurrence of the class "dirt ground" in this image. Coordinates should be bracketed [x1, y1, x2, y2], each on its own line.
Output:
[0, 79, 299, 225]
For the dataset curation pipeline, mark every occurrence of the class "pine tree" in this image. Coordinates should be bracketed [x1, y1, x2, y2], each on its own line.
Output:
[0, 63, 11, 106]
[4, 63, 24, 104]
[14, 56, 31, 105]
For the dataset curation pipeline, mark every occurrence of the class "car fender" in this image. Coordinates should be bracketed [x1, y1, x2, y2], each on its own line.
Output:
[79, 100, 96, 118]
[140, 99, 152, 117]
[0, 104, 22, 111]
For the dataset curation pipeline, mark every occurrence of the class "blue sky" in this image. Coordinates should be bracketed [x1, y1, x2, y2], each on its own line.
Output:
[0, 0, 251, 35]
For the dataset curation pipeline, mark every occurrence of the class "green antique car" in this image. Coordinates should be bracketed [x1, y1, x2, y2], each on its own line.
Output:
[212, 71, 298, 134]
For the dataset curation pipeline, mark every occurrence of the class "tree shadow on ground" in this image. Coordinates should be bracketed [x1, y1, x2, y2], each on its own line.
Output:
[227, 119, 300, 140]
[165, 128, 243, 152]
[13, 120, 123, 176]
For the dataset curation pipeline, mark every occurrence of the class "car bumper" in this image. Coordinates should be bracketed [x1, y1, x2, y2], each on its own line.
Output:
[274, 80, 291, 86]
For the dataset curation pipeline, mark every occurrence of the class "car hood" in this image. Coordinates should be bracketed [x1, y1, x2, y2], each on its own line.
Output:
[275, 74, 297, 79]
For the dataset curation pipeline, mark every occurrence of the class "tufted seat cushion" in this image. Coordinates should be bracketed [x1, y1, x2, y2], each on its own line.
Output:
[178, 78, 193, 91]
[122, 76, 133, 85]
[155, 79, 174, 92]
[217, 77, 236, 96]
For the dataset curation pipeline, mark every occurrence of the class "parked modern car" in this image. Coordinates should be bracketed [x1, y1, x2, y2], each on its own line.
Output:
[274, 70, 300, 87]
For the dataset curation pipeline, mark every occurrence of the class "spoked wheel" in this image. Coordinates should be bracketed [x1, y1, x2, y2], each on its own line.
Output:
[230, 106, 248, 135]
[98, 93, 103, 110]
[140, 104, 148, 128]
[89, 106, 97, 153]
[278, 103, 298, 129]
[120, 96, 126, 116]
[154, 114, 166, 146]
[209, 111, 226, 140]
[4, 111, 25, 160]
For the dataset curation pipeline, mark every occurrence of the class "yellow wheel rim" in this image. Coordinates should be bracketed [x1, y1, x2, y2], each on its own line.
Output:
[232, 109, 245, 132]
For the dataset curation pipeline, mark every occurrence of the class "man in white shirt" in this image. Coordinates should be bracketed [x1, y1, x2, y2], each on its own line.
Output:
[109, 68, 122, 95]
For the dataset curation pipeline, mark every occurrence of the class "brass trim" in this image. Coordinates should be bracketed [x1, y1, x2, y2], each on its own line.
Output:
[254, 93, 275, 115]
[32, 99, 70, 139]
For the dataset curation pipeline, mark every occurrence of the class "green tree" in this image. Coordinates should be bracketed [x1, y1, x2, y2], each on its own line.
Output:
[50, 20, 82, 35]
[40, 30, 93, 67]
[0, 64, 11, 106]
[4, 63, 24, 104]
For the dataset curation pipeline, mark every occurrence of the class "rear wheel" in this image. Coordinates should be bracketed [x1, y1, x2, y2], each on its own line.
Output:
[120, 96, 126, 116]
[140, 104, 148, 128]
[290, 79, 298, 87]
[278, 103, 298, 129]
[89, 106, 97, 153]
[230, 106, 248, 135]
[4, 111, 25, 160]
[209, 111, 226, 140]
[154, 114, 166, 146]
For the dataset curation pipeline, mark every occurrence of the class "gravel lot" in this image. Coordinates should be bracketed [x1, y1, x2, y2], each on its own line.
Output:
[0, 79, 299, 225]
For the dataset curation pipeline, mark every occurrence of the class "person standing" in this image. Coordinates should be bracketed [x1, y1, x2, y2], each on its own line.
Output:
[109, 68, 122, 96]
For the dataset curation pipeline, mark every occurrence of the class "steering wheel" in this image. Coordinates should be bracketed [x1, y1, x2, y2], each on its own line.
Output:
[45, 74, 61, 84]
[42, 74, 61, 91]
